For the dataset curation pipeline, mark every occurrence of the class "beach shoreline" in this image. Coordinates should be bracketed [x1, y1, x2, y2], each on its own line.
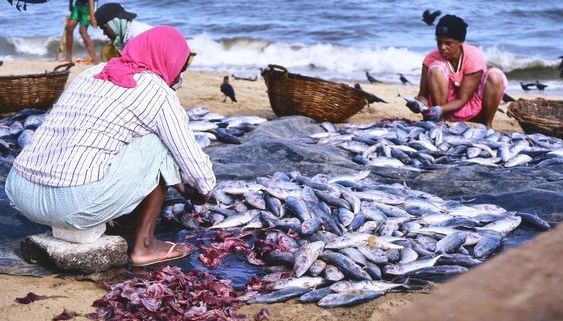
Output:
[1, 59, 560, 133]
[0, 58, 561, 320]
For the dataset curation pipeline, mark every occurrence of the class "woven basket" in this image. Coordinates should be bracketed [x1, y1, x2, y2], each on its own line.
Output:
[507, 97, 563, 138]
[0, 62, 74, 113]
[261, 64, 369, 123]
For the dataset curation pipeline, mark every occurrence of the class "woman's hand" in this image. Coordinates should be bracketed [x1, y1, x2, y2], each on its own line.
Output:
[181, 185, 212, 205]
[422, 106, 442, 121]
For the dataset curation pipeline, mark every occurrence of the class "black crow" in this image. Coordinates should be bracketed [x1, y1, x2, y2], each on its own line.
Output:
[502, 93, 516, 103]
[535, 81, 548, 91]
[365, 71, 381, 84]
[399, 73, 412, 85]
[559, 56, 563, 78]
[422, 9, 441, 26]
[354, 83, 388, 104]
[220, 76, 237, 103]
[519, 82, 534, 91]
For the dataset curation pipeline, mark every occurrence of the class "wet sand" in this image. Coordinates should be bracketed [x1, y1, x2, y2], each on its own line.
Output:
[0, 59, 560, 321]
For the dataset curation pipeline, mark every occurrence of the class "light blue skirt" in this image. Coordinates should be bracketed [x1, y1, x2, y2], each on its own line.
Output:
[5, 134, 181, 229]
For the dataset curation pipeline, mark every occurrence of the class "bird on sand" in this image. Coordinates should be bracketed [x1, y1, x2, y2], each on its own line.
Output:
[220, 76, 237, 103]
[535, 81, 548, 91]
[519, 82, 535, 91]
[399, 73, 412, 85]
[365, 71, 382, 84]
[422, 9, 441, 26]
[354, 83, 388, 104]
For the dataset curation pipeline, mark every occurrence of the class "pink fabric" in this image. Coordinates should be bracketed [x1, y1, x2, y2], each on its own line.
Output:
[427, 62, 507, 121]
[423, 43, 486, 87]
[95, 25, 190, 88]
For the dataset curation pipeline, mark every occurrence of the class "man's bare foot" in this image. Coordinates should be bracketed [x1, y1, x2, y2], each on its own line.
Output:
[130, 239, 190, 267]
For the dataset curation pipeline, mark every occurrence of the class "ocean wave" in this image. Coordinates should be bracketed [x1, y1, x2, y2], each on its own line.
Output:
[1, 34, 561, 83]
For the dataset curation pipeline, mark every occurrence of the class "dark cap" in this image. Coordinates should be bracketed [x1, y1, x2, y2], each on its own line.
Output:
[95, 3, 137, 26]
[435, 14, 468, 42]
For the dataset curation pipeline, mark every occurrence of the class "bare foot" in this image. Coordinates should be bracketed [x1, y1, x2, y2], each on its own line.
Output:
[130, 239, 190, 266]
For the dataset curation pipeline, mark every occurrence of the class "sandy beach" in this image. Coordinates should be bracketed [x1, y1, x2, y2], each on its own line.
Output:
[0, 59, 560, 321]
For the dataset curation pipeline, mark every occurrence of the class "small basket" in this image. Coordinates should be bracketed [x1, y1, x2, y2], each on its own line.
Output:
[261, 64, 369, 123]
[507, 98, 563, 138]
[0, 62, 74, 113]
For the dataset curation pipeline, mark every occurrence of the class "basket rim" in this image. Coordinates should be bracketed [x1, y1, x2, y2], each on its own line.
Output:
[0, 62, 74, 81]
[262, 64, 359, 91]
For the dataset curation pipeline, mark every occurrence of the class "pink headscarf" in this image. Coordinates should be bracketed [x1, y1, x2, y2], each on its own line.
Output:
[95, 25, 190, 88]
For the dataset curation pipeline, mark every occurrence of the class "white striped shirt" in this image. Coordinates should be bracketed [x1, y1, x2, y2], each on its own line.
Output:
[13, 64, 216, 194]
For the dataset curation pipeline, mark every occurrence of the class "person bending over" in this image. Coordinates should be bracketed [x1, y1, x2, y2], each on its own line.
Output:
[406, 14, 507, 128]
[95, 2, 152, 58]
[5, 26, 214, 267]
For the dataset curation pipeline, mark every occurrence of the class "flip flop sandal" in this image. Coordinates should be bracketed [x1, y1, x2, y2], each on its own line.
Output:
[75, 57, 93, 64]
[131, 241, 190, 267]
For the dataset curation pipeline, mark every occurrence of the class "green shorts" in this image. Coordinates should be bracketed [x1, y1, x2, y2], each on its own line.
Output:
[70, 3, 92, 26]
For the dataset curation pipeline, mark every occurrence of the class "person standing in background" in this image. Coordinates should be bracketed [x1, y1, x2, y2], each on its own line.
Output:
[65, 0, 99, 64]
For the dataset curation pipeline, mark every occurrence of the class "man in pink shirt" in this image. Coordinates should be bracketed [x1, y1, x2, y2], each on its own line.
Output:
[406, 15, 507, 128]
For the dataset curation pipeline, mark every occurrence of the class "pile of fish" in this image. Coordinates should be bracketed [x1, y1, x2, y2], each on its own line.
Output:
[162, 170, 550, 308]
[310, 120, 563, 169]
[0, 107, 268, 158]
[186, 107, 267, 147]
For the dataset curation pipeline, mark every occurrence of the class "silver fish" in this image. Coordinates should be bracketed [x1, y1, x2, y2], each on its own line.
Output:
[330, 280, 405, 293]
[326, 233, 403, 250]
[308, 259, 327, 277]
[435, 231, 467, 254]
[209, 209, 260, 229]
[273, 276, 326, 290]
[477, 215, 521, 235]
[248, 287, 310, 304]
[383, 255, 444, 275]
[293, 241, 325, 277]
[324, 264, 345, 281]
[317, 290, 384, 308]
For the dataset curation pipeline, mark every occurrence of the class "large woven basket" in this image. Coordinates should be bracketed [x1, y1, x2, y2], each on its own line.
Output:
[261, 64, 370, 123]
[507, 97, 563, 138]
[0, 62, 74, 113]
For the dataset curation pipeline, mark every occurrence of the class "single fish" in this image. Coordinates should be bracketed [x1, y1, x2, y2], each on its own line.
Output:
[273, 276, 326, 290]
[293, 241, 325, 277]
[473, 233, 503, 259]
[330, 280, 406, 293]
[248, 287, 310, 304]
[308, 259, 327, 277]
[320, 251, 372, 281]
[383, 255, 444, 275]
[476, 215, 521, 235]
[298, 287, 333, 303]
[317, 290, 384, 308]
[209, 210, 260, 229]
[435, 231, 467, 254]
[323, 264, 345, 282]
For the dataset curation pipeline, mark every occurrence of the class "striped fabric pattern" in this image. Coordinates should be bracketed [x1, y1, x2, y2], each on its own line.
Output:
[13, 64, 215, 194]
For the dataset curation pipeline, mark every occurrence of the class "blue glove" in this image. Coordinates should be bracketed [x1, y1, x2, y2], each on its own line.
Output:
[423, 106, 442, 121]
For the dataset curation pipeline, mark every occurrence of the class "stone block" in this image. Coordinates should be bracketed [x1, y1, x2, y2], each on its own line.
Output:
[52, 224, 106, 243]
[21, 232, 128, 274]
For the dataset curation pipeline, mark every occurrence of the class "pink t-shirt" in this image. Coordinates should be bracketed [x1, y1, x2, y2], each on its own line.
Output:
[423, 43, 486, 87]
